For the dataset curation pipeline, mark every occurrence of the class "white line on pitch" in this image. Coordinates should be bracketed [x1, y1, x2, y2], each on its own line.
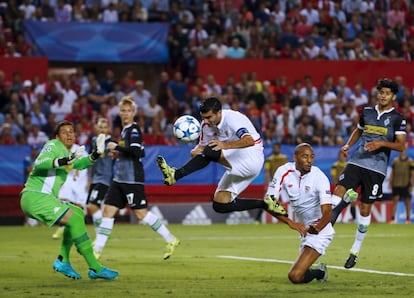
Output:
[218, 255, 414, 277]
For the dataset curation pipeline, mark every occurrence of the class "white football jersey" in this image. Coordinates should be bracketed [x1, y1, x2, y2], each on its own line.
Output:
[199, 109, 262, 147]
[267, 162, 332, 227]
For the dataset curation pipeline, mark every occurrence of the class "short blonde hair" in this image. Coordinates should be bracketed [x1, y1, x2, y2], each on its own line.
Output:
[119, 95, 136, 110]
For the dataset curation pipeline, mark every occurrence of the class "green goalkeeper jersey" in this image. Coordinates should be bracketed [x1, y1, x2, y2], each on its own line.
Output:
[22, 139, 94, 197]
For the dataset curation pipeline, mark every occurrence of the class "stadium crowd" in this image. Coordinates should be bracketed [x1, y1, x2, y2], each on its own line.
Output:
[1, 0, 414, 149]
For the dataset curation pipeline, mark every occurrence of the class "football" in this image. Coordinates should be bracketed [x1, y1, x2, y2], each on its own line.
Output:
[173, 115, 201, 143]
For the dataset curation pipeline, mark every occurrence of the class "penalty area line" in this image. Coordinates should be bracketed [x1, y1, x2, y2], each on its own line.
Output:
[217, 255, 414, 277]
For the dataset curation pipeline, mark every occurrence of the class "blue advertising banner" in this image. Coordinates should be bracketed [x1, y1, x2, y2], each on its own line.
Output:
[0, 144, 411, 186]
[24, 20, 169, 62]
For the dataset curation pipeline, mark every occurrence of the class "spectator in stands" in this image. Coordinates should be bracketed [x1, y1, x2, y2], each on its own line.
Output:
[102, 2, 119, 23]
[51, 92, 71, 122]
[99, 69, 117, 93]
[30, 102, 47, 127]
[86, 78, 108, 111]
[300, 1, 319, 25]
[167, 71, 188, 117]
[27, 123, 49, 147]
[0, 122, 16, 145]
[19, 0, 36, 19]
[55, 0, 72, 22]
[129, 80, 151, 111]
[226, 37, 246, 59]
[209, 35, 228, 59]
[21, 80, 36, 114]
[131, 0, 148, 22]
[40, 0, 55, 20]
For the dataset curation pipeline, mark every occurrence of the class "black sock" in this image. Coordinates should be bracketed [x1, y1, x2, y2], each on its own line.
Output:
[331, 200, 350, 226]
[302, 268, 323, 283]
[175, 155, 210, 180]
[350, 205, 356, 220]
[212, 198, 266, 213]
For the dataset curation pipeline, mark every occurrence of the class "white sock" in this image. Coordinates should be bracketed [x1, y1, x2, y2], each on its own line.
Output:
[142, 211, 175, 242]
[92, 210, 102, 225]
[331, 194, 342, 207]
[351, 213, 371, 253]
[94, 217, 114, 253]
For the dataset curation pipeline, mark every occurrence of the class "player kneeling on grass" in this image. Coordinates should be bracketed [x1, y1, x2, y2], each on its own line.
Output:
[266, 143, 333, 283]
[20, 121, 118, 280]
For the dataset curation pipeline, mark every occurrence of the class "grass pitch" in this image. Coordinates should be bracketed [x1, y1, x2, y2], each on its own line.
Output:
[0, 223, 413, 298]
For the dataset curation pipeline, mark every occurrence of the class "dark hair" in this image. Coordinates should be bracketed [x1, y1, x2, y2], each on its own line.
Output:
[376, 78, 399, 94]
[294, 142, 313, 155]
[200, 97, 222, 114]
[54, 120, 74, 136]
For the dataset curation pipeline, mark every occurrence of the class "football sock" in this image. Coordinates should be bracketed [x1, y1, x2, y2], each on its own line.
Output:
[66, 212, 102, 272]
[175, 155, 210, 180]
[351, 214, 371, 253]
[92, 209, 102, 227]
[331, 194, 342, 207]
[331, 199, 349, 225]
[212, 198, 266, 213]
[59, 226, 73, 262]
[142, 211, 175, 242]
[302, 268, 324, 283]
[94, 217, 114, 253]
[350, 205, 356, 221]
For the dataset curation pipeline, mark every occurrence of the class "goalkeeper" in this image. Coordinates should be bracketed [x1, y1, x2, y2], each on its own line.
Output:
[20, 120, 118, 280]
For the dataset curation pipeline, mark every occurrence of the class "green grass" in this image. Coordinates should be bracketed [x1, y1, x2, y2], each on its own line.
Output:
[1, 223, 413, 298]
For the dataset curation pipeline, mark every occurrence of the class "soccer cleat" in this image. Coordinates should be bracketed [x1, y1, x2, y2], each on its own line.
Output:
[264, 195, 287, 217]
[53, 258, 81, 280]
[88, 267, 119, 280]
[406, 219, 411, 224]
[157, 155, 176, 186]
[164, 238, 180, 260]
[316, 263, 328, 282]
[52, 226, 64, 240]
[343, 188, 358, 203]
[344, 251, 358, 269]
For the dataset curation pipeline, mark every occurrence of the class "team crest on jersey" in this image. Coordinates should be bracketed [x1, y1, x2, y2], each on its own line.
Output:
[384, 118, 390, 126]
[305, 186, 310, 193]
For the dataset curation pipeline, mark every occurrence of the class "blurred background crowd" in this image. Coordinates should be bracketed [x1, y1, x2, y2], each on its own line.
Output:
[1, 0, 414, 149]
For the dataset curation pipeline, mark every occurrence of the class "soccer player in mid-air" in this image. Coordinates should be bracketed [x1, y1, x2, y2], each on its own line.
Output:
[157, 96, 290, 222]
[330, 78, 406, 269]
[20, 121, 118, 280]
[93, 96, 179, 260]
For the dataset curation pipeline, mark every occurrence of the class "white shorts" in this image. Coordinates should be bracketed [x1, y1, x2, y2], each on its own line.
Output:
[215, 145, 264, 200]
[59, 174, 88, 207]
[300, 223, 335, 256]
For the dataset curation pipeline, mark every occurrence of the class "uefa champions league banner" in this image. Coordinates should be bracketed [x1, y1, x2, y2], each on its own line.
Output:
[0, 145, 409, 186]
[23, 20, 169, 62]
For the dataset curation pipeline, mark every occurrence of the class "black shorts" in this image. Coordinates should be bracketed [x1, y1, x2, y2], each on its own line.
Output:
[104, 181, 147, 210]
[87, 183, 109, 207]
[392, 186, 411, 199]
[338, 164, 385, 204]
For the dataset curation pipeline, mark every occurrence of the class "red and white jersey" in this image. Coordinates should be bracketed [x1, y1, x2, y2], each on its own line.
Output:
[267, 162, 332, 226]
[199, 109, 262, 148]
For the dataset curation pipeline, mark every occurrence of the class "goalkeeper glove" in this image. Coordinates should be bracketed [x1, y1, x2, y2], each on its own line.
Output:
[89, 133, 106, 161]
[96, 133, 106, 154]
[54, 146, 85, 167]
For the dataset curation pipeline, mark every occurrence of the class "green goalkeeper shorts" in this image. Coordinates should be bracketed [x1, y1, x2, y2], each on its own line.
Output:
[20, 191, 70, 227]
